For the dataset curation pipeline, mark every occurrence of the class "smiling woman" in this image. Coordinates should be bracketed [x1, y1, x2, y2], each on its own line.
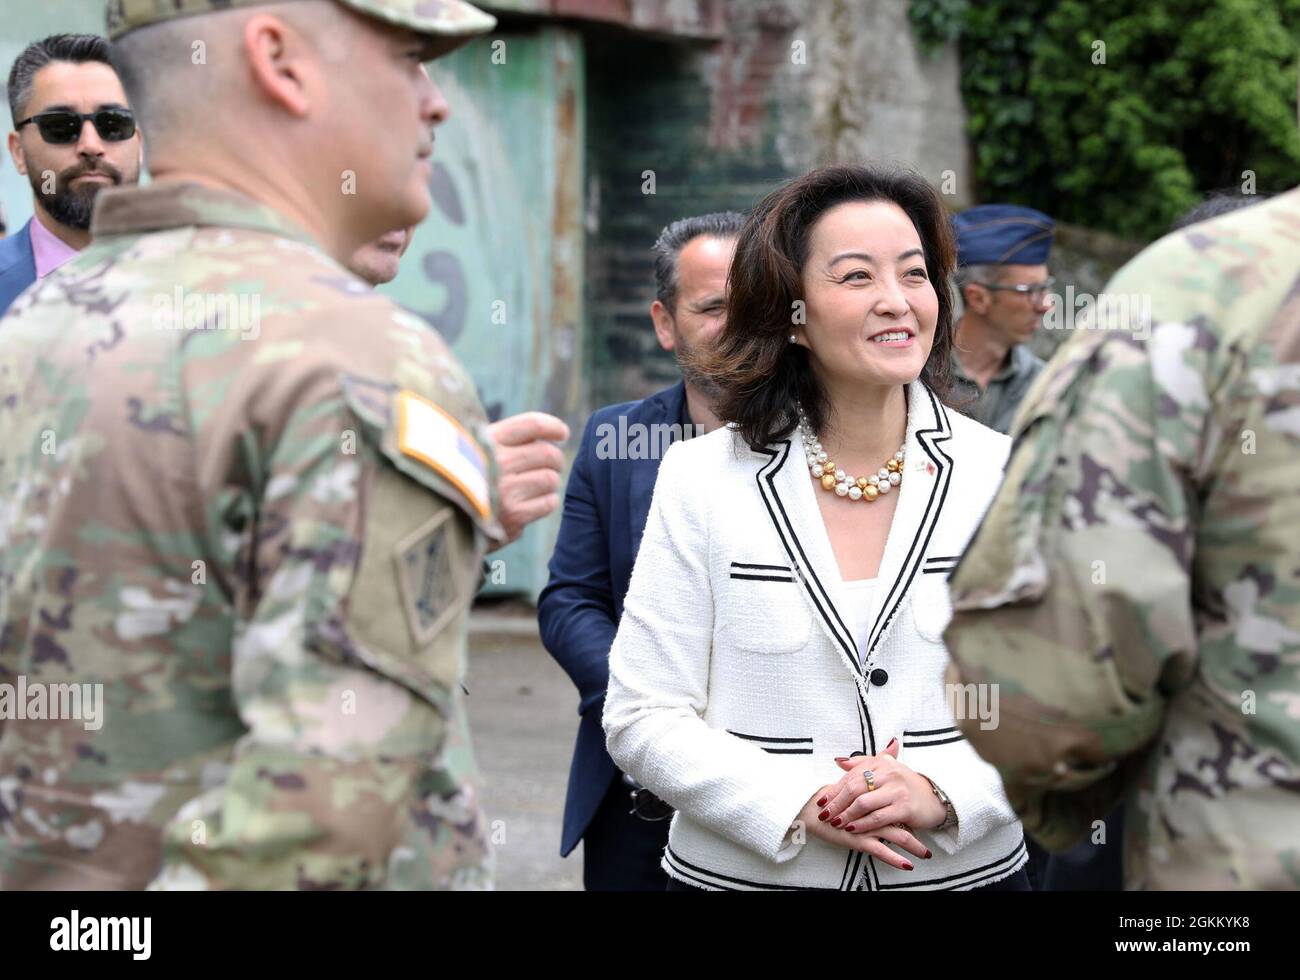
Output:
[695, 165, 959, 451]
[603, 164, 1031, 891]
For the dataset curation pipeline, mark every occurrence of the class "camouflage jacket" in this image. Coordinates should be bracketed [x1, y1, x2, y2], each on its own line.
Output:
[944, 188, 1300, 890]
[0, 182, 503, 890]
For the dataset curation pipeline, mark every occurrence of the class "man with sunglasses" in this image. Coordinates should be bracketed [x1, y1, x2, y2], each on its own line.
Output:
[1, 33, 141, 316]
[949, 204, 1056, 435]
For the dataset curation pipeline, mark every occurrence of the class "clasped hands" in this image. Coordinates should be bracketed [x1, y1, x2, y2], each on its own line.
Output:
[795, 737, 948, 872]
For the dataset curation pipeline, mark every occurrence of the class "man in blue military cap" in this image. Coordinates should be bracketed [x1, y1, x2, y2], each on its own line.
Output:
[949, 204, 1056, 433]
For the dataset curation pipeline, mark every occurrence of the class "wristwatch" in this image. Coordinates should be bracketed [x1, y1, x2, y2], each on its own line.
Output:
[924, 776, 958, 832]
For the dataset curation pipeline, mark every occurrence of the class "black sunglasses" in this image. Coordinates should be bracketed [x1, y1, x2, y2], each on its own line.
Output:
[15, 108, 136, 145]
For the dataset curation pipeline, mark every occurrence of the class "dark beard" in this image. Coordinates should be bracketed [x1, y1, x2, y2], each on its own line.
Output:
[673, 334, 723, 401]
[677, 356, 723, 401]
[30, 164, 122, 232]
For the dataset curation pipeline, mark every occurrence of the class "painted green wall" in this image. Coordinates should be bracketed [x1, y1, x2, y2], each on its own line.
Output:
[382, 31, 586, 599]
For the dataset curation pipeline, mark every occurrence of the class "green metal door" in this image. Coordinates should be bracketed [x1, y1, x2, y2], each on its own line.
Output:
[379, 28, 586, 600]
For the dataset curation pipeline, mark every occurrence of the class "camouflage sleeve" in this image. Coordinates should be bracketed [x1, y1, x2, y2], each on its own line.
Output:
[149, 344, 486, 890]
[942, 255, 1236, 850]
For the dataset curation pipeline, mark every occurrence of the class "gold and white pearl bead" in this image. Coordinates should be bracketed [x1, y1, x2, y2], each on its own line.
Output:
[796, 404, 904, 504]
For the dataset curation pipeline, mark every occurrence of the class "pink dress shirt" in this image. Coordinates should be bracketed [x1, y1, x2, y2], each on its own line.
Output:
[29, 214, 80, 279]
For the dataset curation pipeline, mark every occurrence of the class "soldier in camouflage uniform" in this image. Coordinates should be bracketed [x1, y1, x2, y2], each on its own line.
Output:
[0, 0, 504, 889]
[943, 186, 1300, 889]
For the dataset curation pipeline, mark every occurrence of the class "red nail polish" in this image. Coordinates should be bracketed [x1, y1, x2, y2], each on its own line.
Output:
[816, 796, 827, 807]
[924, 849, 932, 859]
[887, 738, 897, 748]
[903, 861, 915, 871]
[818, 809, 829, 821]
[834, 757, 848, 763]
[845, 824, 856, 832]
[831, 817, 842, 827]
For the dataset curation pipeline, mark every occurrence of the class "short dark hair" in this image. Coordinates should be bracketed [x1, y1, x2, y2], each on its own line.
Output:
[691, 164, 959, 450]
[8, 34, 115, 121]
[652, 211, 746, 312]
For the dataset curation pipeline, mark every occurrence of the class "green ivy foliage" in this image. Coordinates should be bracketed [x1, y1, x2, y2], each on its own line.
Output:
[907, 0, 970, 53]
[911, 0, 1300, 239]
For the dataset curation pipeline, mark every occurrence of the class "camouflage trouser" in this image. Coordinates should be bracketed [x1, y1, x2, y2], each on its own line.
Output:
[412, 687, 494, 891]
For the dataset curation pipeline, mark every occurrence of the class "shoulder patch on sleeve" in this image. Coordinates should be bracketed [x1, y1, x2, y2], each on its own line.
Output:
[396, 506, 464, 647]
[396, 389, 492, 522]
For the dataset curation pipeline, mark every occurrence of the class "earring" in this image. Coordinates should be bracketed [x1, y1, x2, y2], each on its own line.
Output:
[789, 334, 797, 343]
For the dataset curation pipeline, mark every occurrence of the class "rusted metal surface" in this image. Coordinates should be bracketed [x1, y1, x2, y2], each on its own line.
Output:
[382, 30, 587, 599]
[543, 32, 587, 452]
[484, 0, 725, 39]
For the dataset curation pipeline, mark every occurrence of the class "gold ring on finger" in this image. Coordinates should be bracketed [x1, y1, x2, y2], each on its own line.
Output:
[862, 769, 875, 792]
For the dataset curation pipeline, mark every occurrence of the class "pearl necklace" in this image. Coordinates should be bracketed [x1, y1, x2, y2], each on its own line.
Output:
[797, 405, 904, 502]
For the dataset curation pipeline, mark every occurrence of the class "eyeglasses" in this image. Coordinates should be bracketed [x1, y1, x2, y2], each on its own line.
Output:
[974, 275, 1056, 304]
[622, 773, 674, 822]
[15, 108, 136, 145]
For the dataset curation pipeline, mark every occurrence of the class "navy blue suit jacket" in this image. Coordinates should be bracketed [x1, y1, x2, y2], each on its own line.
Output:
[0, 221, 37, 318]
[538, 382, 690, 857]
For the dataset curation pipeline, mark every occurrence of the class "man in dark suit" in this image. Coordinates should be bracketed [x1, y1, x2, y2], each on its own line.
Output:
[538, 212, 743, 889]
[0, 207, 36, 317]
[2, 34, 142, 316]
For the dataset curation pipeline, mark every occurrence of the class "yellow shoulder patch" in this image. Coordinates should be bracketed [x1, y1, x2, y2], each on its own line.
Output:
[396, 389, 492, 521]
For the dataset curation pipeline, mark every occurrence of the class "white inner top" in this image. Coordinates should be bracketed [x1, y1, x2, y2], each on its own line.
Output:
[841, 577, 877, 660]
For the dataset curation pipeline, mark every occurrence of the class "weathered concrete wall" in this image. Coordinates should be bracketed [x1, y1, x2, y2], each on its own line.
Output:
[789, 0, 973, 202]
[585, 0, 977, 409]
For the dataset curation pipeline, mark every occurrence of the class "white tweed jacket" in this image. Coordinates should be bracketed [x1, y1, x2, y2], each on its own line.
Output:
[603, 380, 1028, 891]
